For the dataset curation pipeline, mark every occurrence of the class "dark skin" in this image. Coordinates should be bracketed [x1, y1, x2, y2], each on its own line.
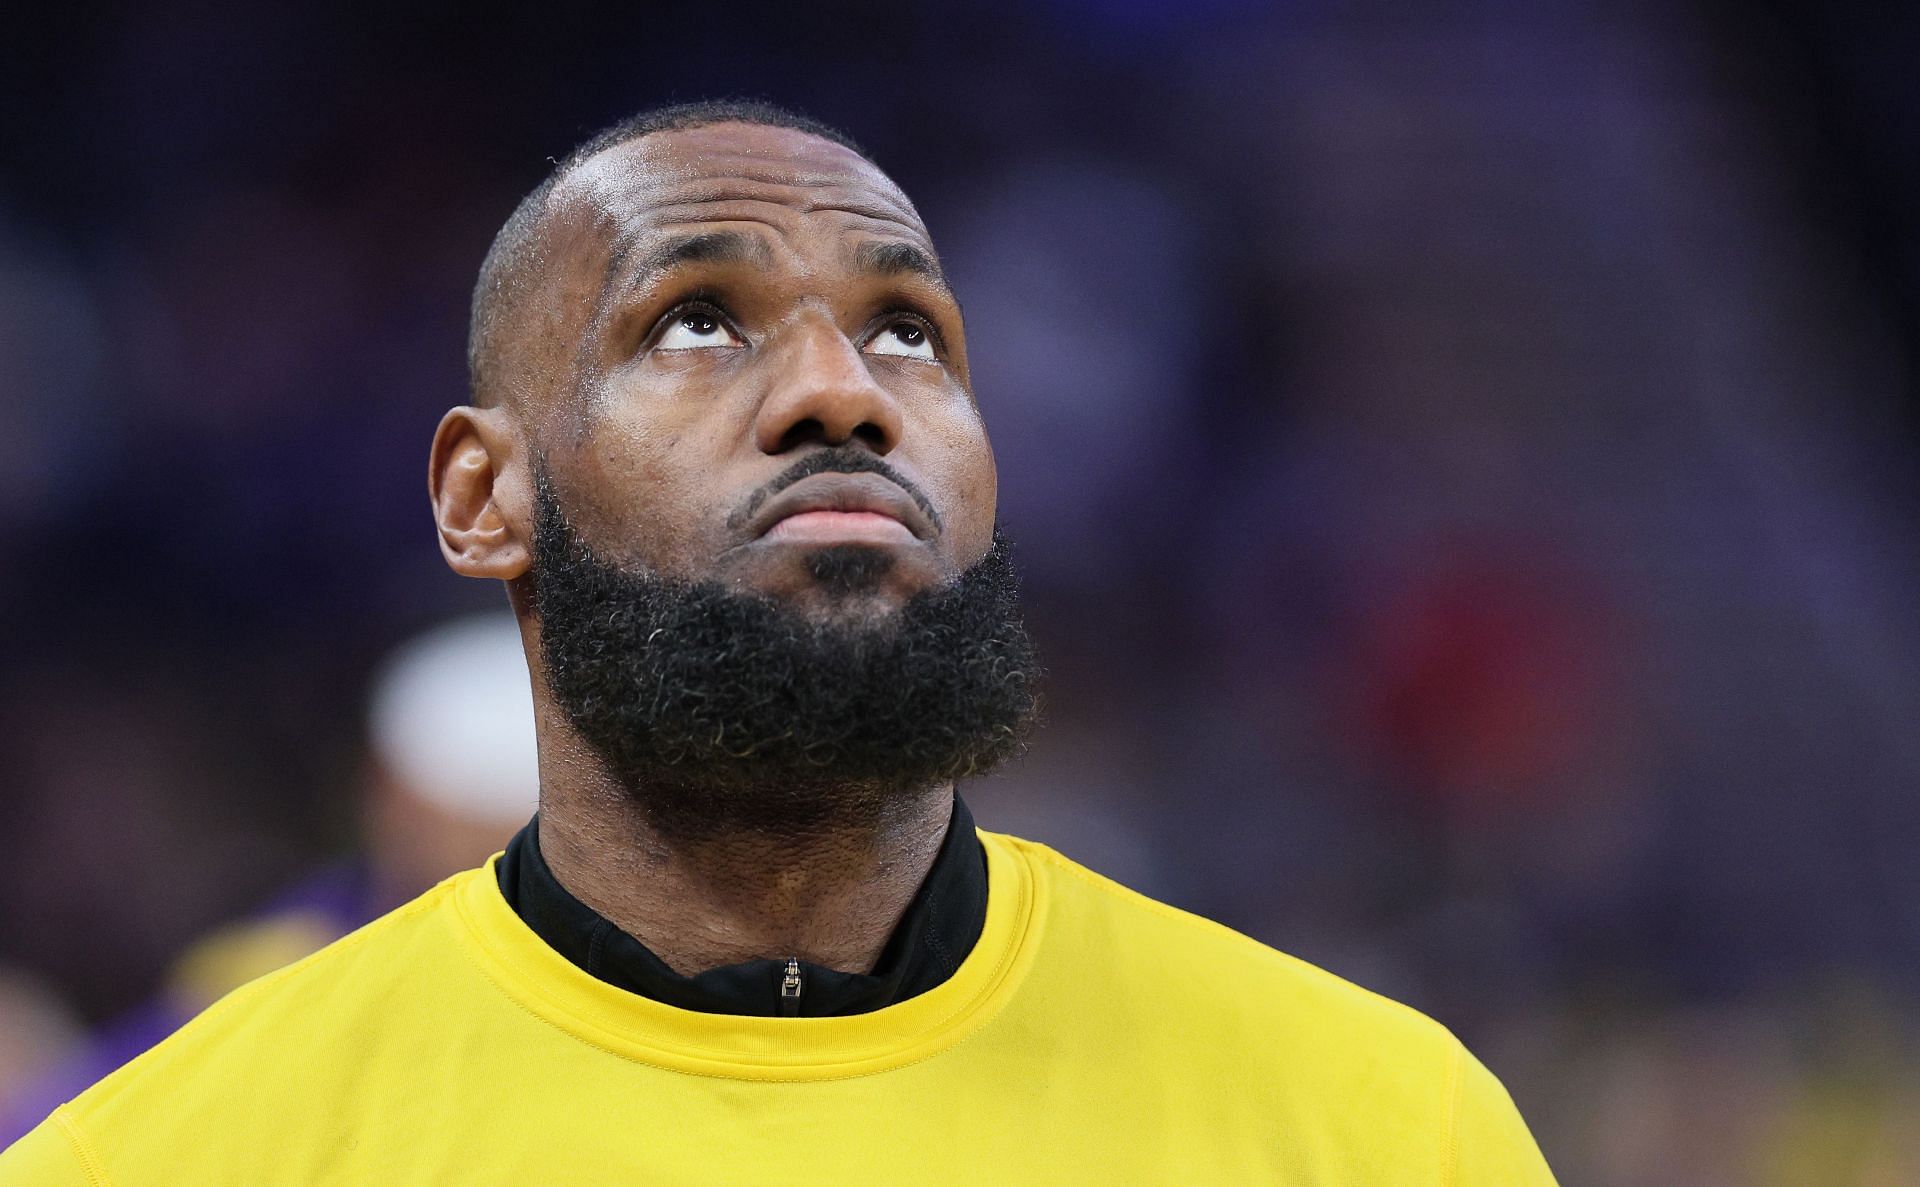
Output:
[428, 123, 996, 977]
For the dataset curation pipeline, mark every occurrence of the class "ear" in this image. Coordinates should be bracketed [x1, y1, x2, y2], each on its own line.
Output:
[429, 405, 531, 581]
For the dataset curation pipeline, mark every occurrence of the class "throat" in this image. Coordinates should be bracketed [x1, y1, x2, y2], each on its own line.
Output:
[536, 778, 956, 977]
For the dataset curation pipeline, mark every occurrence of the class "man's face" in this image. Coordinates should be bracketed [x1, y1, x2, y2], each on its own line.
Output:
[515, 122, 994, 616]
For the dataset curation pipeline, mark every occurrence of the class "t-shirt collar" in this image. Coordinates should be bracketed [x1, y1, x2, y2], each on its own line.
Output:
[494, 794, 988, 1018]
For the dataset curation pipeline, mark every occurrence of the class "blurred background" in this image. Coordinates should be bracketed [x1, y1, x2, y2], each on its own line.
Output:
[3, 0, 1918, 1180]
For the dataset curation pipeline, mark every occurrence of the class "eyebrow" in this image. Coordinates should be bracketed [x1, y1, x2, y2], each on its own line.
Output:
[851, 239, 947, 287]
[620, 230, 775, 293]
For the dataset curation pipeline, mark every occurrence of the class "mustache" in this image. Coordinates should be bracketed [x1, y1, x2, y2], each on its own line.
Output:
[726, 447, 944, 535]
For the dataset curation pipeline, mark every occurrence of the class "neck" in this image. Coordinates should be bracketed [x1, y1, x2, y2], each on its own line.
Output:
[533, 729, 954, 977]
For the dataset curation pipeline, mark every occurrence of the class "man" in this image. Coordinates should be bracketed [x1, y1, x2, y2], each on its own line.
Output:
[1, 100, 1555, 1182]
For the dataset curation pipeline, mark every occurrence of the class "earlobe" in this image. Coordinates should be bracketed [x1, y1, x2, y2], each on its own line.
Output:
[429, 406, 531, 581]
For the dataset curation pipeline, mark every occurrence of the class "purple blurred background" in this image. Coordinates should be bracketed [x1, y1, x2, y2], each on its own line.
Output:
[4, 1, 1919, 1179]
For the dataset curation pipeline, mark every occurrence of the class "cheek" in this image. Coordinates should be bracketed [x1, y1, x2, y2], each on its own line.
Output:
[917, 400, 998, 563]
[562, 417, 721, 571]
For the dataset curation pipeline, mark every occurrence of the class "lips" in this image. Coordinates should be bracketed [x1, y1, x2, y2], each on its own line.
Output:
[745, 472, 937, 544]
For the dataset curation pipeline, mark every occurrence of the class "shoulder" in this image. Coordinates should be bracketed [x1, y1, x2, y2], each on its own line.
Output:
[994, 831, 1464, 1098]
[31, 872, 477, 1169]
[154, 870, 463, 1031]
[0, 1112, 97, 1186]
[992, 832, 1557, 1181]
[1000, 831, 1454, 1045]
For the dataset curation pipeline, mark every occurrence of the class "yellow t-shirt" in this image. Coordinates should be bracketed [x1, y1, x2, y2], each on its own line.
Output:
[1, 831, 1555, 1184]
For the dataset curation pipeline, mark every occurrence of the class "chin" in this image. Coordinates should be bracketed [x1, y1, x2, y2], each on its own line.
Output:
[729, 540, 948, 610]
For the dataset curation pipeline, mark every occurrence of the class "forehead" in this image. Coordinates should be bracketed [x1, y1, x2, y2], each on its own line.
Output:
[547, 123, 932, 264]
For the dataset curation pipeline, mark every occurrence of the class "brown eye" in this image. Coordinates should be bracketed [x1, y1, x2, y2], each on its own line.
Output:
[864, 319, 937, 361]
[656, 307, 742, 351]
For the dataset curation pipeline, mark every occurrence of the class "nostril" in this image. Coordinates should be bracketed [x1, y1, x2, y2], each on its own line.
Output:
[772, 417, 891, 454]
[775, 417, 828, 453]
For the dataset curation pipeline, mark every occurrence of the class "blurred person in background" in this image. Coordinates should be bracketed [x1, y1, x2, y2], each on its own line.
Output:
[0, 973, 81, 1133]
[0, 613, 537, 1144]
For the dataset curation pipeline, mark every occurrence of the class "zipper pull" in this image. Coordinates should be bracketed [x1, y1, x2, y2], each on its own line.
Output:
[778, 958, 803, 1016]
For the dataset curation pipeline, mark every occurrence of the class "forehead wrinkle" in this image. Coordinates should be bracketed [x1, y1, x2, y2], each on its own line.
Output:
[672, 165, 905, 199]
[660, 156, 919, 209]
[621, 198, 939, 284]
[564, 152, 927, 267]
[565, 124, 919, 228]
[649, 203, 925, 243]
[646, 199, 925, 243]
[642, 178, 921, 229]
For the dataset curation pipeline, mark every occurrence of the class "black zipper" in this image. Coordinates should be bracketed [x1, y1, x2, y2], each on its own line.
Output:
[777, 957, 803, 1017]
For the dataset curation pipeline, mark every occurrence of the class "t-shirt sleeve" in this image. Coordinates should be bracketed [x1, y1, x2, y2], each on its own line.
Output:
[1447, 1044, 1558, 1185]
[0, 1112, 100, 1185]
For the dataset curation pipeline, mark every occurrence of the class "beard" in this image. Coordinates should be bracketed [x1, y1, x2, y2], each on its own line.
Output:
[529, 470, 1041, 837]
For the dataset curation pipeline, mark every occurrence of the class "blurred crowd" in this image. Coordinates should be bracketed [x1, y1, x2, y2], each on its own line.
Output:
[3, 1, 1918, 1181]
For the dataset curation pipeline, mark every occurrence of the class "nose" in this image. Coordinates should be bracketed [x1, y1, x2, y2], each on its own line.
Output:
[752, 316, 905, 456]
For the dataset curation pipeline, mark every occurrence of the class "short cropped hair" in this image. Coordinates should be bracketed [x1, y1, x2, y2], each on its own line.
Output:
[467, 100, 868, 408]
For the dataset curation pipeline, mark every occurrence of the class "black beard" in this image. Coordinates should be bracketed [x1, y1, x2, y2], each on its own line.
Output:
[529, 471, 1041, 837]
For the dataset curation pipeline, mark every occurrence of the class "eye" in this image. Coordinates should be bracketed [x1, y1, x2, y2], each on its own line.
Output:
[655, 305, 743, 351]
[864, 318, 938, 362]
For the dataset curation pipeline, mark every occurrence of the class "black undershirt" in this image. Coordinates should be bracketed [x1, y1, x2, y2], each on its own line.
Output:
[494, 795, 988, 1018]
